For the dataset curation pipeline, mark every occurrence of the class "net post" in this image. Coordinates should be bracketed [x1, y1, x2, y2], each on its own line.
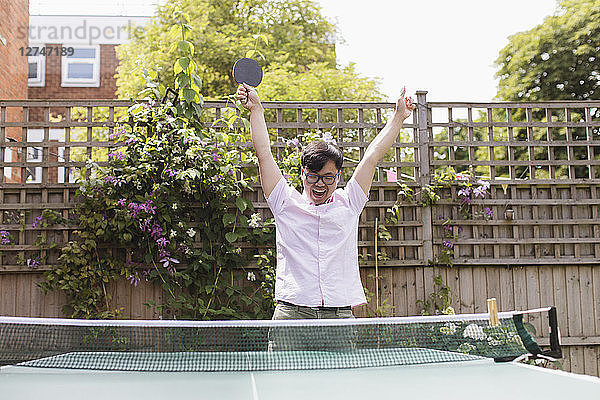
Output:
[487, 298, 499, 327]
[543, 306, 562, 360]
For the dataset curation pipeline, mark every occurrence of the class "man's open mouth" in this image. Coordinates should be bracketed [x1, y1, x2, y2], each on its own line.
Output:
[312, 187, 327, 201]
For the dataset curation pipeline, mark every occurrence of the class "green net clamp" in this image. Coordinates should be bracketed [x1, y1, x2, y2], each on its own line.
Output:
[494, 306, 562, 363]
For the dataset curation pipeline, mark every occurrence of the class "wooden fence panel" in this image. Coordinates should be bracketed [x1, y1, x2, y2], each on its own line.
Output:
[1, 98, 600, 376]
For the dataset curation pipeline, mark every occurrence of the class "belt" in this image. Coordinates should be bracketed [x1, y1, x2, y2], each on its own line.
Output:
[277, 300, 352, 311]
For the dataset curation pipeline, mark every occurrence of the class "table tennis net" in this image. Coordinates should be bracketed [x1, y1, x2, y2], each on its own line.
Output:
[0, 308, 560, 372]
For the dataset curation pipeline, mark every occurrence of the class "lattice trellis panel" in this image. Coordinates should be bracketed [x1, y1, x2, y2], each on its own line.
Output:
[428, 100, 600, 266]
[1, 98, 600, 272]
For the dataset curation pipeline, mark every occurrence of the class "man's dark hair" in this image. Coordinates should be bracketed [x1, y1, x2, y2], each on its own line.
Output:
[300, 141, 343, 172]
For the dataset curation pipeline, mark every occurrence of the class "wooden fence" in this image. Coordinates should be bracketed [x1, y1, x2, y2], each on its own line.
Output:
[0, 94, 599, 376]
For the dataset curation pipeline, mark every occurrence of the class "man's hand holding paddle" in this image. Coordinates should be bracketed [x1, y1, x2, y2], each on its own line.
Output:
[237, 84, 262, 112]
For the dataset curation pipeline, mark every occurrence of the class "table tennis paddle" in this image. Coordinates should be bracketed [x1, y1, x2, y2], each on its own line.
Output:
[233, 58, 263, 88]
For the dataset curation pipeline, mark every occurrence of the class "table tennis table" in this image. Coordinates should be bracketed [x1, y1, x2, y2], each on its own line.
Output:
[2, 351, 599, 400]
[1, 309, 599, 400]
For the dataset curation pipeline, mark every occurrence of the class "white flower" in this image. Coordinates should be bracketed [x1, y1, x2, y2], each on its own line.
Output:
[457, 343, 476, 354]
[322, 131, 336, 144]
[463, 324, 486, 340]
[170, 229, 177, 238]
[178, 222, 184, 228]
[440, 322, 457, 335]
[248, 213, 261, 228]
[247, 272, 256, 281]
[186, 228, 196, 238]
[172, 203, 178, 210]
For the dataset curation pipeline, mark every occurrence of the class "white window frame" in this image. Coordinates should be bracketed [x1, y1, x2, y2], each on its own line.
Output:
[61, 45, 100, 87]
[26, 128, 70, 183]
[3, 137, 15, 181]
[28, 44, 46, 87]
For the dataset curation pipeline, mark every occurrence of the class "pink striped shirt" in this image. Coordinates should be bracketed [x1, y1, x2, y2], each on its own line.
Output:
[265, 177, 369, 307]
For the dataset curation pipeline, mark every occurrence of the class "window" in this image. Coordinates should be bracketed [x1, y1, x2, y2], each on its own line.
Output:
[26, 129, 70, 183]
[61, 45, 100, 87]
[28, 46, 45, 87]
[3, 137, 15, 182]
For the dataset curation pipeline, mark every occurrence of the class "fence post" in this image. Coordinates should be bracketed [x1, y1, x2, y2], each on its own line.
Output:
[416, 91, 433, 264]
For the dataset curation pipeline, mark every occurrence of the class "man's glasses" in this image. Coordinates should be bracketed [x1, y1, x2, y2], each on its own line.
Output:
[303, 168, 340, 185]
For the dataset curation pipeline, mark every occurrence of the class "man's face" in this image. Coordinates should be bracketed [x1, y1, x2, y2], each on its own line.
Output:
[301, 160, 341, 205]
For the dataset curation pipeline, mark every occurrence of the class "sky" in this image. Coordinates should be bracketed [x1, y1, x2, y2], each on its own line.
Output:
[29, 0, 559, 101]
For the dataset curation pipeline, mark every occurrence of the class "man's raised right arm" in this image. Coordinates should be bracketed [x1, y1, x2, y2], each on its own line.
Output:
[237, 84, 283, 198]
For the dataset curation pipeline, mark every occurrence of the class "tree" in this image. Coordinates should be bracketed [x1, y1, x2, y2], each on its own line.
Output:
[116, 0, 384, 101]
[494, 0, 600, 101]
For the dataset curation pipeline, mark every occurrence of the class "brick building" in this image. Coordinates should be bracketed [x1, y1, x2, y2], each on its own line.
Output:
[27, 15, 149, 100]
[2, 13, 149, 184]
[0, 0, 30, 183]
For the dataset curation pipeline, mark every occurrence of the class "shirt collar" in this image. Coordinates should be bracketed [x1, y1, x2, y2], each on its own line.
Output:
[302, 191, 334, 206]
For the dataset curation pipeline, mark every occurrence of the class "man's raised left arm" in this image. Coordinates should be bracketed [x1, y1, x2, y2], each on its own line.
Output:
[352, 87, 415, 196]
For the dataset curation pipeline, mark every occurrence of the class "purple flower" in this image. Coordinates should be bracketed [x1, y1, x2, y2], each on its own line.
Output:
[473, 186, 486, 198]
[166, 169, 178, 177]
[484, 207, 493, 218]
[27, 258, 41, 269]
[160, 257, 180, 273]
[109, 126, 126, 140]
[477, 179, 491, 191]
[212, 150, 221, 162]
[104, 176, 125, 187]
[227, 170, 233, 176]
[143, 200, 157, 215]
[157, 237, 170, 248]
[442, 240, 454, 249]
[0, 231, 10, 245]
[458, 187, 471, 198]
[127, 273, 140, 287]
[283, 174, 292, 183]
[108, 151, 125, 160]
[32, 215, 43, 228]
[460, 196, 473, 205]
[443, 225, 453, 233]
[116, 198, 127, 207]
[150, 223, 163, 239]
[158, 249, 169, 259]
[124, 137, 137, 145]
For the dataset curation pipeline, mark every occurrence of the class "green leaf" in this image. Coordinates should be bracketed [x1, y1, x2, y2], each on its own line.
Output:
[258, 34, 269, 46]
[182, 88, 198, 103]
[177, 40, 192, 55]
[176, 74, 190, 89]
[235, 197, 247, 212]
[225, 232, 238, 243]
[245, 49, 256, 58]
[191, 74, 202, 90]
[178, 57, 190, 71]
[222, 213, 236, 226]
